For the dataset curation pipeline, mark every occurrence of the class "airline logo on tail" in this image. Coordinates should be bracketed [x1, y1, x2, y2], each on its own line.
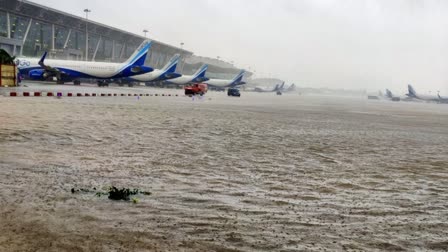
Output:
[192, 64, 209, 82]
[117, 40, 153, 76]
[230, 70, 246, 86]
[407, 84, 417, 98]
[162, 54, 180, 73]
[386, 89, 393, 99]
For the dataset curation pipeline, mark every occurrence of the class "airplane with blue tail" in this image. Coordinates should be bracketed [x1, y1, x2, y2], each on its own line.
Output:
[165, 64, 209, 85]
[129, 54, 181, 84]
[204, 69, 246, 88]
[406, 84, 448, 103]
[16, 40, 153, 85]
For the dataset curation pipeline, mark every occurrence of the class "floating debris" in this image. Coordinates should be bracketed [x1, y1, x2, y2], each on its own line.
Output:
[71, 186, 151, 202]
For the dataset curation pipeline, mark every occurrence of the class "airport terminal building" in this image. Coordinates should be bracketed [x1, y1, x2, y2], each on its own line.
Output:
[0, 0, 250, 80]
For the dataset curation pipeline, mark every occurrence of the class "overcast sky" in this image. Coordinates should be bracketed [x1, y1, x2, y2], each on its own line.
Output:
[30, 0, 448, 93]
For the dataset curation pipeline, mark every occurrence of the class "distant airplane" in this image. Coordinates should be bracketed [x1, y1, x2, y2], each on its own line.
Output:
[164, 64, 209, 85]
[406, 84, 448, 103]
[253, 82, 283, 93]
[16, 40, 153, 85]
[285, 83, 296, 92]
[129, 54, 182, 84]
[384, 89, 401, 101]
[204, 70, 246, 88]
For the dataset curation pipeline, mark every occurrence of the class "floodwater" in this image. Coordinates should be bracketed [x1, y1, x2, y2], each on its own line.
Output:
[1, 84, 448, 251]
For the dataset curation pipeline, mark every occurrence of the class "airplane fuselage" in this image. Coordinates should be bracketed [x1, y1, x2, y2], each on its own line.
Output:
[17, 58, 148, 80]
[167, 74, 198, 85]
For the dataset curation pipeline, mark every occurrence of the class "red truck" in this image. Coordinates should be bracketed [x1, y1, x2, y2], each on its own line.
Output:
[184, 83, 208, 96]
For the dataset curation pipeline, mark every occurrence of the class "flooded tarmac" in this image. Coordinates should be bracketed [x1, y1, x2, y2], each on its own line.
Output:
[1, 84, 448, 251]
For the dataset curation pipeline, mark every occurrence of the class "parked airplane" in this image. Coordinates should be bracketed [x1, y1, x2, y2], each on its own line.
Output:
[164, 64, 209, 85]
[204, 70, 246, 88]
[285, 83, 296, 92]
[16, 40, 153, 85]
[254, 82, 283, 93]
[128, 54, 181, 84]
[384, 89, 401, 101]
[406, 84, 448, 103]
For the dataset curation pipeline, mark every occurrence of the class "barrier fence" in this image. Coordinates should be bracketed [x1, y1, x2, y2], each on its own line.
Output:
[5, 92, 179, 97]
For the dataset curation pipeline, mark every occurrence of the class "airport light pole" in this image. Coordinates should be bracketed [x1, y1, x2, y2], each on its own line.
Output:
[143, 29, 148, 37]
[84, 8, 91, 61]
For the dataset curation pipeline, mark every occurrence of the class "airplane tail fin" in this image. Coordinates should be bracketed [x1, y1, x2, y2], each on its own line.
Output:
[386, 89, 393, 98]
[287, 83, 296, 91]
[230, 70, 245, 85]
[407, 84, 417, 97]
[162, 54, 180, 73]
[193, 64, 208, 79]
[280, 82, 285, 90]
[38, 52, 48, 67]
[124, 40, 152, 66]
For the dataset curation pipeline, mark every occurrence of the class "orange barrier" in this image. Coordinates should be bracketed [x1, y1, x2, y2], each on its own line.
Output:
[9, 91, 180, 98]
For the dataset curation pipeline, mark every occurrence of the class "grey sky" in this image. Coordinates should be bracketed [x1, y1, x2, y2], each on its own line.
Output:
[30, 0, 448, 93]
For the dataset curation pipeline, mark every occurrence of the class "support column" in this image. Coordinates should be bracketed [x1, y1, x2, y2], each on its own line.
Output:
[63, 29, 71, 49]
[6, 12, 10, 39]
[119, 43, 126, 60]
[51, 24, 55, 50]
[111, 40, 115, 60]
[20, 18, 32, 56]
[92, 36, 101, 61]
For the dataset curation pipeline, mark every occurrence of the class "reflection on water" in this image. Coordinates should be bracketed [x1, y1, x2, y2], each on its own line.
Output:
[1, 86, 448, 251]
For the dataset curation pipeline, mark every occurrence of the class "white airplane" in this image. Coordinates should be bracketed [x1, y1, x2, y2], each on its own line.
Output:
[128, 54, 181, 83]
[406, 84, 448, 103]
[284, 83, 296, 92]
[16, 40, 153, 85]
[253, 82, 284, 93]
[204, 70, 246, 88]
[164, 64, 209, 85]
[382, 89, 402, 101]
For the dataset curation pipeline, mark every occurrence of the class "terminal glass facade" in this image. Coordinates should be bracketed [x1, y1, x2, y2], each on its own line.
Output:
[1, 0, 193, 72]
[9, 14, 29, 40]
[0, 11, 8, 38]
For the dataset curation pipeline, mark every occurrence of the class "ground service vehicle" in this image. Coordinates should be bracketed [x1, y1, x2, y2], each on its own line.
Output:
[185, 83, 208, 96]
[227, 88, 241, 97]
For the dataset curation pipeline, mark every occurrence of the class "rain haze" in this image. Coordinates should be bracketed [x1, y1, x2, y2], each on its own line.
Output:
[29, 0, 448, 94]
[3, 1, 448, 251]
